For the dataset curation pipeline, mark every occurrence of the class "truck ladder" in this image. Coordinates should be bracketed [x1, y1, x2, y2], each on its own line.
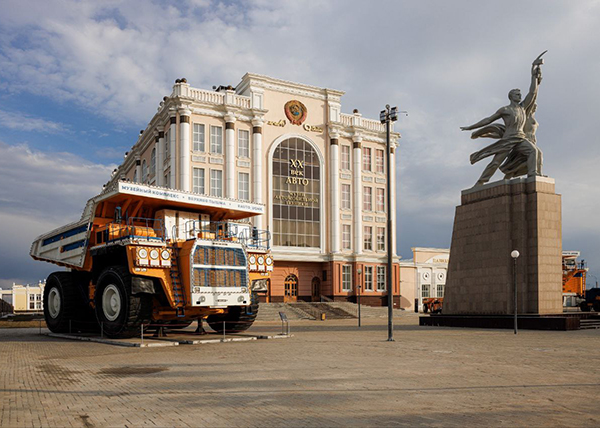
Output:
[169, 245, 186, 317]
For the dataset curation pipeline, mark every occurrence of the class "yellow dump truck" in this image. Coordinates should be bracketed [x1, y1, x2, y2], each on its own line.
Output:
[30, 181, 272, 338]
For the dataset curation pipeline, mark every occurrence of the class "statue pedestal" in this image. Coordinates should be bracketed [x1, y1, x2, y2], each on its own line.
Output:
[443, 176, 562, 315]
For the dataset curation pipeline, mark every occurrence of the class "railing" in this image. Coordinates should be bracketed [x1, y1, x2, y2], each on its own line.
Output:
[100, 217, 165, 244]
[338, 113, 387, 132]
[183, 87, 251, 109]
[175, 220, 271, 250]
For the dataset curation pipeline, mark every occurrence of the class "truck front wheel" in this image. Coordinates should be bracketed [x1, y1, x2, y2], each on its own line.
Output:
[94, 266, 152, 338]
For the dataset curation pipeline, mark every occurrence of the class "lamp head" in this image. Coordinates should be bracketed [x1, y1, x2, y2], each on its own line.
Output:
[511, 250, 520, 259]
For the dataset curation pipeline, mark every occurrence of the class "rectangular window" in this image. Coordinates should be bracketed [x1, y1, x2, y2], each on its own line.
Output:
[342, 224, 351, 250]
[210, 169, 223, 197]
[210, 125, 223, 154]
[421, 284, 430, 298]
[238, 172, 250, 200]
[342, 265, 352, 291]
[364, 266, 373, 291]
[238, 129, 250, 158]
[362, 147, 371, 171]
[364, 226, 373, 251]
[363, 186, 372, 211]
[341, 145, 350, 170]
[165, 172, 170, 188]
[376, 188, 385, 212]
[193, 168, 205, 194]
[377, 266, 386, 291]
[376, 149, 385, 174]
[193, 123, 205, 152]
[30, 302, 35, 310]
[165, 130, 170, 158]
[341, 184, 351, 210]
[377, 227, 385, 251]
[437, 283, 445, 298]
[29, 294, 35, 301]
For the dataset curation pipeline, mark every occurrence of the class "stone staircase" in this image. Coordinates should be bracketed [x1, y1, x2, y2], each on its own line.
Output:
[255, 301, 407, 321]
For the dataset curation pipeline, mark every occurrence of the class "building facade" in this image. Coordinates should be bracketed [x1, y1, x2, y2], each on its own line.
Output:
[0, 281, 45, 313]
[399, 247, 449, 312]
[107, 74, 401, 306]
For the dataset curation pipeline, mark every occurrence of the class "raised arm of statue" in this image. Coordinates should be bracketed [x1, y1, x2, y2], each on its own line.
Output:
[460, 109, 503, 132]
[522, 52, 546, 110]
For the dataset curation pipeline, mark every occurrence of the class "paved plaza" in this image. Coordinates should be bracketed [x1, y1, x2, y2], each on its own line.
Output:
[1, 313, 600, 427]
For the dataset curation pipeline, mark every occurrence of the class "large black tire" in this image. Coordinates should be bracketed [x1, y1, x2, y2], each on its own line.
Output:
[94, 266, 152, 338]
[44, 272, 79, 333]
[207, 292, 259, 333]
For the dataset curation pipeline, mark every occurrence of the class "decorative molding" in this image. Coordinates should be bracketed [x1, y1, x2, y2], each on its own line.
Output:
[375, 177, 386, 184]
[362, 176, 373, 182]
[237, 159, 251, 168]
[353, 142, 362, 150]
[330, 138, 339, 145]
[363, 215, 374, 222]
[341, 214, 352, 220]
[180, 115, 190, 123]
[192, 155, 206, 163]
[226, 122, 235, 130]
[376, 216, 386, 223]
[209, 157, 224, 165]
[253, 126, 262, 134]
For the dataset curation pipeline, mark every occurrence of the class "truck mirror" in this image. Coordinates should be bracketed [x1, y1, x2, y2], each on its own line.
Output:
[115, 206, 122, 224]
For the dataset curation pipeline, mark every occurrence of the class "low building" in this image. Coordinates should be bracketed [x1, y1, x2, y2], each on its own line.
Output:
[0, 281, 45, 313]
[399, 248, 449, 312]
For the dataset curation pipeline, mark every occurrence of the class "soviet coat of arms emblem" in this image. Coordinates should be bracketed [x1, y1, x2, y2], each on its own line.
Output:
[284, 100, 307, 125]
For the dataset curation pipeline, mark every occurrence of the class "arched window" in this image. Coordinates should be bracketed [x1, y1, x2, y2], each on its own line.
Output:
[150, 148, 156, 178]
[272, 137, 321, 247]
[284, 274, 298, 302]
[142, 160, 148, 183]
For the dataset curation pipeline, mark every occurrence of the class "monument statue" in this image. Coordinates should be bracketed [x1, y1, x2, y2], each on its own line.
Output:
[461, 52, 547, 186]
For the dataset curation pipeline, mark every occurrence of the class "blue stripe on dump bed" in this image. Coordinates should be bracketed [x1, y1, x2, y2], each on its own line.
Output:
[42, 225, 89, 246]
[61, 239, 87, 252]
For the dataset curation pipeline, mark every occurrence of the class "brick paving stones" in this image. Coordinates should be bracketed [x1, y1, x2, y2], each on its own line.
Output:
[1, 313, 599, 427]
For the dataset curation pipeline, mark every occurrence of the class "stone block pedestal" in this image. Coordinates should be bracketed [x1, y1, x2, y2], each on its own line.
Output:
[443, 176, 562, 315]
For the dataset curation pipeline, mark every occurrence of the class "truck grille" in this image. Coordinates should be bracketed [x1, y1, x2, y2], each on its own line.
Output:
[191, 245, 248, 288]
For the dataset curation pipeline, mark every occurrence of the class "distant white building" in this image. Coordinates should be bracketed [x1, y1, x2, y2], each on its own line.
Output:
[399, 247, 449, 312]
[0, 281, 45, 313]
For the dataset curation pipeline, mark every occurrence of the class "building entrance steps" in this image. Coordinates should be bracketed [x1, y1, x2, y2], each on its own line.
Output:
[255, 301, 408, 321]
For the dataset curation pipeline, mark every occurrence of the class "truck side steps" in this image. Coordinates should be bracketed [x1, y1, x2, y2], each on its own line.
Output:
[169, 245, 186, 317]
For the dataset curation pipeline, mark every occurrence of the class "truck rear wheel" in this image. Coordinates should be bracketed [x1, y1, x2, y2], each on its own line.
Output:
[94, 266, 152, 338]
[207, 292, 259, 333]
[44, 272, 79, 333]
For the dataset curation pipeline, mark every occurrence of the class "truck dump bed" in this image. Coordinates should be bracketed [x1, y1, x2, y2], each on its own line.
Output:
[30, 181, 265, 269]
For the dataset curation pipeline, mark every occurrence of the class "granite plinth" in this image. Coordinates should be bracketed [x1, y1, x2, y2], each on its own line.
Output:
[443, 176, 562, 315]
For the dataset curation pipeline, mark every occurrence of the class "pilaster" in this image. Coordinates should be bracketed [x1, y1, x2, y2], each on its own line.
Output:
[352, 134, 363, 255]
[225, 112, 237, 198]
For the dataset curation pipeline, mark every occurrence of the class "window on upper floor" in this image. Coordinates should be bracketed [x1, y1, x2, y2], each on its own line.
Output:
[376, 149, 385, 174]
[193, 123, 205, 152]
[210, 125, 223, 154]
[364, 266, 373, 291]
[193, 168, 205, 194]
[376, 188, 385, 212]
[150, 149, 156, 176]
[363, 186, 372, 211]
[238, 129, 250, 158]
[238, 172, 250, 200]
[364, 226, 373, 251]
[362, 147, 371, 171]
[342, 224, 351, 250]
[210, 169, 223, 197]
[341, 145, 350, 170]
[377, 227, 385, 251]
[341, 184, 351, 210]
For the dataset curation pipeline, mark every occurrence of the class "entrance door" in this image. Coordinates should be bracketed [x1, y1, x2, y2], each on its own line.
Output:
[284, 274, 298, 303]
[311, 277, 321, 302]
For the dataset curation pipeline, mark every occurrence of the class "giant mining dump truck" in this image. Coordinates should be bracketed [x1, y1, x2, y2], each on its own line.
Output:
[30, 181, 273, 338]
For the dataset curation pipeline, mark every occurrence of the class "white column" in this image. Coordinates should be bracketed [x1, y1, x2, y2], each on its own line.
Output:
[390, 145, 397, 256]
[225, 113, 236, 198]
[156, 126, 165, 187]
[179, 109, 191, 192]
[169, 113, 176, 189]
[252, 118, 263, 230]
[352, 136, 362, 255]
[330, 136, 340, 253]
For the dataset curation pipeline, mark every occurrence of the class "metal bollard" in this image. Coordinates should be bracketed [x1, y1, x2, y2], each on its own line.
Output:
[39, 319, 42, 335]
[101, 322, 103, 338]
[223, 321, 226, 341]
[141, 324, 144, 346]
[69, 319, 72, 334]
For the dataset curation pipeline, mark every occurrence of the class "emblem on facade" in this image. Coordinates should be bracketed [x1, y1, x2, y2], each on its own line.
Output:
[284, 100, 307, 125]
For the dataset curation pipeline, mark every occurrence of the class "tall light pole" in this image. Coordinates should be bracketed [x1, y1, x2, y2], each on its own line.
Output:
[380, 105, 399, 342]
[511, 250, 520, 334]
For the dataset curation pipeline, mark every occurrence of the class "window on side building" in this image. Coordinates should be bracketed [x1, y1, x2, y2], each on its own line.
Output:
[193, 168, 205, 194]
[377, 227, 385, 251]
[150, 149, 156, 177]
[142, 160, 148, 183]
[210, 125, 223, 154]
[210, 169, 223, 197]
[364, 266, 373, 291]
[376, 149, 385, 174]
[377, 266, 386, 291]
[376, 188, 385, 212]
[238, 129, 250, 158]
[364, 226, 373, 251]
[341, 184, 351, 210]
[437, 283, 445, 298]
[363, 186, 372, 211]
[342, 224, 351, 250]
[362, 147, 371, 171]
[342, 265, 352, 291]
[341, 145, 350, 170]
[193, 123, 205, 152]
[421, 283, 430, 298]
[238, 172, 250, 200]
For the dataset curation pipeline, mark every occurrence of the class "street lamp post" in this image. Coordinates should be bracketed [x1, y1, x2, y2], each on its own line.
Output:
[380, 105, 399, 342]
[511, 250, 520, 334]
[357, 268, 362, 328]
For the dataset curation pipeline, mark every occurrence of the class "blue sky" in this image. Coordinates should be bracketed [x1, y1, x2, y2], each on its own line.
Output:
[1, 0, 599, 288]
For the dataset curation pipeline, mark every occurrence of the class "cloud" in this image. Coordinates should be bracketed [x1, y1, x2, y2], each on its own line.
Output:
[0, 141, 114, 285]
[0, 109, 68, 133]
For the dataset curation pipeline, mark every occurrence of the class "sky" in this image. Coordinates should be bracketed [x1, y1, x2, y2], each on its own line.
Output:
[0, 0, 599, 289]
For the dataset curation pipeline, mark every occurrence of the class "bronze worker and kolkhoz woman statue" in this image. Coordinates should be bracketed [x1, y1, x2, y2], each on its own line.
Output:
[425, 51, 567, 327]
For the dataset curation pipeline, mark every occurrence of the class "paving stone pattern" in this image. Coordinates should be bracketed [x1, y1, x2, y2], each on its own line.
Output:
[1, 314, 600, 427]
